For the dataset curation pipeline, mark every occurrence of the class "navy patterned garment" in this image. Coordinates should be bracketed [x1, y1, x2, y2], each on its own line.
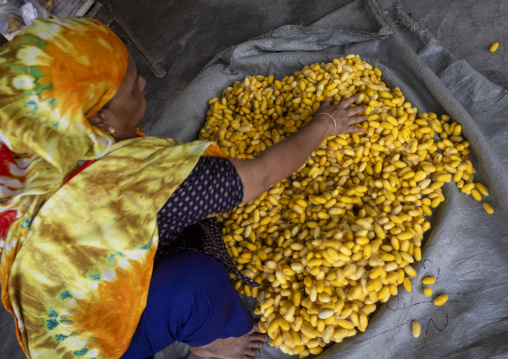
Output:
[155, 156, 259, 287]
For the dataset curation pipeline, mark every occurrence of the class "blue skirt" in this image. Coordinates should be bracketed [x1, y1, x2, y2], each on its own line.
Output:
[121, 250, 254, 358]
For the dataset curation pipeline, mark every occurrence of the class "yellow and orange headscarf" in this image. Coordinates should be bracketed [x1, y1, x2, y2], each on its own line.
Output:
[0, 16, 217, 358]
[0, 16, 127, 214]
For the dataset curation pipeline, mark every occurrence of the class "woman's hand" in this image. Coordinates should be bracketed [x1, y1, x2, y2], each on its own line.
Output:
[313, 96, 368, 136]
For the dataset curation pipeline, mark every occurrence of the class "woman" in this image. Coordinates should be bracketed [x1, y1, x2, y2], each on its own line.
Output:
[0, 16, 366, 359]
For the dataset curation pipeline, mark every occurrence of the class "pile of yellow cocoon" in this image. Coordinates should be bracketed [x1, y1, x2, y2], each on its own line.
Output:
[199, 54, 492, 358]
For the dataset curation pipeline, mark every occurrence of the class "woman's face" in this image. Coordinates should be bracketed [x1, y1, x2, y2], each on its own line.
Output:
[88, 51, 147, 140]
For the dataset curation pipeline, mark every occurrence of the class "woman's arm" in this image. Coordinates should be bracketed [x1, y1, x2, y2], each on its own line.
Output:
[230, 96, 367, 204]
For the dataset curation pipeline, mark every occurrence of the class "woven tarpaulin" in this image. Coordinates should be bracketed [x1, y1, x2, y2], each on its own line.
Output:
[147, 0, 508, 358]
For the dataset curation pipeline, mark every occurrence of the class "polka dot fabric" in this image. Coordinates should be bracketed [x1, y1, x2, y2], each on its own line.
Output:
[156, 156, 259, 287]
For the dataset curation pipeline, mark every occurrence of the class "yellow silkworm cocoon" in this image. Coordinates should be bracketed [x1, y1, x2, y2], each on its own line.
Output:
[369, 267, 385, 279]
[403, 278, 412, 292]
[336, 319, 355, 330]
[397, 231, 414, 241]
[278, 317, 291, 331]
[262, 298, 275, 311]
[377, 286, 390, 300]
[475, 183, 489, 196]
[362, 304, 377, 315]
[318, 309, 334, 319]
[292, 317, 303, 332]
[322, 325, 334, 343]
[424, 287, 433, 297]
[490, 42, 499, 52]
[483, 202, 494, 214]
[367, 279, 382, 292]
[414, 247, 422, 261]
[268, 319, 280, 333]
[471, 189, 482, 201]
[310, 287, 318, 302]
[434, 294, 449, 306]
[309, 347, 324, 355]
[461, 182, 475, 193]
[404, 266, 417, 278]
[412, 321, 421, 338]
[301, 322, 318, 339]
[422, 276, 436, 285]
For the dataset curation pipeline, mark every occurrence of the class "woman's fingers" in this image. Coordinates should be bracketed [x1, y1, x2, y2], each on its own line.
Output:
[316, 98, 331, 114]
[248, 340, 265, 349]
[321, 97, 331, 107]
[349, 115, 368, 124]
[343, 126, 365, 134]
[336, 95, 358, 109]
[343, 105, 367, 117]
[250, 333, 268, 342]
[251, 322, 261, 333]
[244, 348, 260, 357]
[321, 96, 362, 115]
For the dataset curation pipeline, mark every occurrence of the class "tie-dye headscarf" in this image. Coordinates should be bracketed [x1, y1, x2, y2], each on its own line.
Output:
[0, 16, 218, 358]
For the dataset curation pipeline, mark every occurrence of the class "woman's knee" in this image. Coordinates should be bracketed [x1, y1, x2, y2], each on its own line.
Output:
[151, 250, 231, 296]
[151, 250, 252, 344]
[125, 250, 253, 356]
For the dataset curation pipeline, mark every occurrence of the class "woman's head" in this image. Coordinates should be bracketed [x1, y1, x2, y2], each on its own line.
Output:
[88, 51, 147, 141]
[0, 16, 131, 166]
[0, 16, 137, 211]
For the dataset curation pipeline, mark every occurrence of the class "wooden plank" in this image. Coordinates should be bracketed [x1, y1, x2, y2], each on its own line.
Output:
[75, 0, 95, 16]
[85, 3, 102, 18]
[97, 0, 166, 78]
[52, 0, 89, 17]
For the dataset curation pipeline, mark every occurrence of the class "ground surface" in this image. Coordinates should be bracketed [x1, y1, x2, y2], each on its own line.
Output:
[114, 0, 507, 132]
